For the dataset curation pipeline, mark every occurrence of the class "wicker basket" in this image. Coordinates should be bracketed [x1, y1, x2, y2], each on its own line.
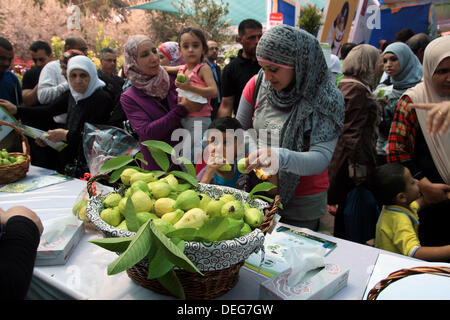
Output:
[367, 266, 450, 300]
[86, 174, 280, 299]
[0, 121, 30, 185]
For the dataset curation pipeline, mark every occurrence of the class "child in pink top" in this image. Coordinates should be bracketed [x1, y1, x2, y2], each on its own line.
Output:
[175, 27, 218, 164]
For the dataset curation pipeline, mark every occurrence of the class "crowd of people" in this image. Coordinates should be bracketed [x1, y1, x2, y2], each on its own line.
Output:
[1, 20, 450, 298]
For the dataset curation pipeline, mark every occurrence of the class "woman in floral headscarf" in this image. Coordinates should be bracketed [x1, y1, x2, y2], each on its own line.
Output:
[120, 35, 203, 171]
[236, 25, 345, 230]
[158, 41, 185, 67]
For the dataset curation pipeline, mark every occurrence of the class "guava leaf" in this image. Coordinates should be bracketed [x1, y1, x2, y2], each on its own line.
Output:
[147, 246, 174, 279]
[215, 218, 244, 241]
[141, 140, 175, 156]
[249, 182, 276, 196]
[89, 236, 134, 253]
[195, 217, 229, 242]
[149, 221, 202, 275]
[147, 239, 184, 279]
[170, 170, 199, 188]
[166, 228, 198, 241]
[134, 152, 147, 166]
[124, 197, 139, 232]
[100, 155, 134, 173]
[147, 146, 169, 172]
[107, 220, 152, 275]
[156, 269, 185, 300]
[176, 156, 196, 178]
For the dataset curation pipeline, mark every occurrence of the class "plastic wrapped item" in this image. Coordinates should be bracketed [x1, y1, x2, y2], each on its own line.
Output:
[176, 88, 207, 104]
[82, 123, 140, 177]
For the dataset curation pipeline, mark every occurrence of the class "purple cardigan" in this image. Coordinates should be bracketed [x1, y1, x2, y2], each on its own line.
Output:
[120, 75, 188, 171]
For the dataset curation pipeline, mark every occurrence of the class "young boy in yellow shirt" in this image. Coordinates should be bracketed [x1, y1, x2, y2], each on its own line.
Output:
[373, 163, 450, 261]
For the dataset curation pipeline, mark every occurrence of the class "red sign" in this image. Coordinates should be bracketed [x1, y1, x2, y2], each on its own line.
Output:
[269, 12, 284, 28]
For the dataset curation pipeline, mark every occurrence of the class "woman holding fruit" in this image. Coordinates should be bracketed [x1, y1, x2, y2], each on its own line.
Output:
[235, 24, 345, 230]
[120, 35, 205, 172]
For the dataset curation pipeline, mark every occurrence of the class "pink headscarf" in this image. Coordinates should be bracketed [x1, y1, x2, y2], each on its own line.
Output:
[158, 41, 185, 66]
[123, 35, 170, 100]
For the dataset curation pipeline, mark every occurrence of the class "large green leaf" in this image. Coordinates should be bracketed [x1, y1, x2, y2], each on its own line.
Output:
[89, 236, 134, 253]
[156, 269, 185, 300]
[147, 246, 174, 279]
[147, 239, 184, 279]
[107, 220, 153, 275]
[249, 182, 276, 196]
[176, 156, 196, 178]
[134, 152, 147, 165]
[170, 170, 199, 188]
[100, 155, 134, 173]
[166, 228, 199, 241]
[195, 217, 230, 242]
[124, 197, 139, 232]
[149, 221, 201, 275]
[148, 146, 170, 172]
[141, 140, 175, 155]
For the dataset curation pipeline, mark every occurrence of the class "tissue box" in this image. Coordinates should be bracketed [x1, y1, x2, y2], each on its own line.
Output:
[35, 221, 84, 266]
[259, 263, 349, 300]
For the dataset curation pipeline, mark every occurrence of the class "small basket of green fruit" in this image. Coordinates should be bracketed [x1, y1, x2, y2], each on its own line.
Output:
[86, 140, 280, 299]
[0, 121, 30, 185]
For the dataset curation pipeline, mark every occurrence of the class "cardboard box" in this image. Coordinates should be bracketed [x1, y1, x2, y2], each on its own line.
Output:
[259, 263, 349, 300]
[35, 220, 84, 266]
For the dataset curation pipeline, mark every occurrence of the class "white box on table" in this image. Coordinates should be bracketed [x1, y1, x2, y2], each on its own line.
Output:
[259, 263, 349, 300]
[35, 220, 84, 266]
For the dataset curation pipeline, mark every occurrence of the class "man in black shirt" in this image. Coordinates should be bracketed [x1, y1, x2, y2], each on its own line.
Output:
[205, 40, 222, 120]
[0, 206, 43, 299]
[217, 19, 263, 118]
[22, 41, 53, 107]
[97, 48, 127, 128]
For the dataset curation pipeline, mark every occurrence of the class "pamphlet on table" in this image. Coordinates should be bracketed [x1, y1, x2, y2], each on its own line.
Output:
[0, 106, 67, 151]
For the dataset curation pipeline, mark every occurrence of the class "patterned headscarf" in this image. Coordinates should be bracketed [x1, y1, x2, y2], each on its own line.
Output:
[158, 41, 185, 66]
[256, 24, 345, 205]
[342, 44, 380, 90]
[383, 42, 422, 90]
[123, 35, 170, 100]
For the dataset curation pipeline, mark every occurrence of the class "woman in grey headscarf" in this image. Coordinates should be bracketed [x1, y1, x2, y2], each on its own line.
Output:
[375, 42, 422, 165]
[236, 24, 345, 230]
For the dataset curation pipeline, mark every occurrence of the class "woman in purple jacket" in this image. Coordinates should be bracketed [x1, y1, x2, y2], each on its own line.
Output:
[120, 35, 202, 171]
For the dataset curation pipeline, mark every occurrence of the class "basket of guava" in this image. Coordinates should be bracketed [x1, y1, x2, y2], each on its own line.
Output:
[0, 121, 31, 185]
[85, 140, 280, 300]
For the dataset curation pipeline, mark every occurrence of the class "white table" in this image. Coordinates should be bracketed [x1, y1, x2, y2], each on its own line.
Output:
[0, 165, 414, 300]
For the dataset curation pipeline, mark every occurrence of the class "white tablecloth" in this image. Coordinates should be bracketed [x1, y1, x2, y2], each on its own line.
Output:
[0, 165, 414, 300]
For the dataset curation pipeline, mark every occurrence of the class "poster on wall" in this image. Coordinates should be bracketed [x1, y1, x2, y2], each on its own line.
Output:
[318, 0, 360, 58]
[347, 0, 378, 45]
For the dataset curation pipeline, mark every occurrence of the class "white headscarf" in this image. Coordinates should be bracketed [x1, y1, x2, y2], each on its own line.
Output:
[404, 36, 450, 184]
[67, 55, 105, 103]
